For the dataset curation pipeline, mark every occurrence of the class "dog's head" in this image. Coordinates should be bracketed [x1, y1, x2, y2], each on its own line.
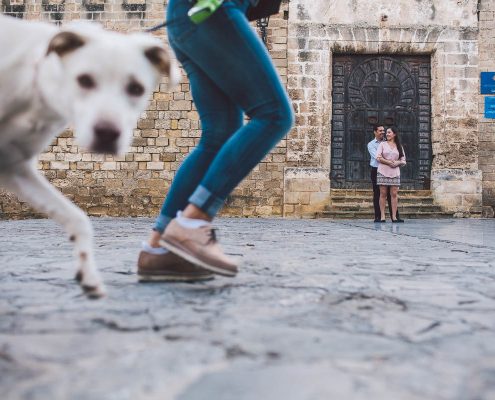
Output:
[41, 23, 180, 154]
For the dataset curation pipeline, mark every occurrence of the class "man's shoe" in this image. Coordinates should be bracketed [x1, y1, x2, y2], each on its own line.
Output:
[374, 218, 381, 222]
[392, 219, 405, 223]
[137, 251, 214, 282]
[159, 219, 238, 277]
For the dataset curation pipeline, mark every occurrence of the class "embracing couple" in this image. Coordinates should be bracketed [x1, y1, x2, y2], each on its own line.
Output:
[367, 124, 406, 223]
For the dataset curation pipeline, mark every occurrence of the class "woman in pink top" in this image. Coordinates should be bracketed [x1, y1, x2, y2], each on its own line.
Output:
[376, 127, 406, 222]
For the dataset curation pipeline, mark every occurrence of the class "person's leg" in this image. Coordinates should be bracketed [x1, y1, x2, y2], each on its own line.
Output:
[379, 186, 387, 221]
[157, 0, 293, 274]
[167, 0, 294, 219]
[142, 59, 241, 279]
[386, 186, 400, 220]
[139, 0, 248, 280]
[151, 53, 243, 238]
[390, 186, 399, 221]
[386, 186, 392, 220]
[371, 167, 380, 221]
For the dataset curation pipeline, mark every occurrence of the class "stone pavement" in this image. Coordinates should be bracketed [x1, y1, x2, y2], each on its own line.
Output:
[1, 217, 495, 400]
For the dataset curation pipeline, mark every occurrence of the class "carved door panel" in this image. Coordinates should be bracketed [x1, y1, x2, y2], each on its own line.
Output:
[331, 55, 431, 189]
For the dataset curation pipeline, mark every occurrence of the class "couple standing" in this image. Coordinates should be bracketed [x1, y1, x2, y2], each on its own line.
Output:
[367, 124, 406, 223]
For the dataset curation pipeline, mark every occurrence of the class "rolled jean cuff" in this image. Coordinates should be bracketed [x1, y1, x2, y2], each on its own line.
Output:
[188, 185, 224, 217]
[153, 214, 173, 234]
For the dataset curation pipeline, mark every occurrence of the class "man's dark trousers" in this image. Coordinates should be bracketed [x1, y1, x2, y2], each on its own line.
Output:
[371, 167, 399, 220]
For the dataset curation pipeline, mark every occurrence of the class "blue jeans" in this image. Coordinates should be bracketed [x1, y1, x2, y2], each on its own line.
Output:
[154, 0, 294, 232]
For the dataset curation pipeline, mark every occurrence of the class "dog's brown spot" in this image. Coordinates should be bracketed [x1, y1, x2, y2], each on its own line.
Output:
[82, 285, 102, 299]
[144, 46, 171, 76]
[69, 235, 76, 242]
[46, 31, 86, 57]
[79, 252, 88, 262]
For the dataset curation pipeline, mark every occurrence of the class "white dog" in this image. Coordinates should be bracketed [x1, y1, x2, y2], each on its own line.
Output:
[0, 14, 180, 298]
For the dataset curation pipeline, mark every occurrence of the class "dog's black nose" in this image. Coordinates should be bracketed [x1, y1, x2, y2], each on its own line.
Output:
[94, 122, 120, 142]
[92, 122, 120, 153]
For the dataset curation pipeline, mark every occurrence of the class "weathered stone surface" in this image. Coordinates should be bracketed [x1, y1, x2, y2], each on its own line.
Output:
[1, 217, 495, 399]
[0, 1, 290, 219]
[283, 168, 330, 216]
[297, 0, 478, 27]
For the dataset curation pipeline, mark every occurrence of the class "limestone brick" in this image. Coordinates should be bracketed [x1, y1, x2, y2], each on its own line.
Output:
[431, 169, 483, 214]
[283, 168, 330, 217]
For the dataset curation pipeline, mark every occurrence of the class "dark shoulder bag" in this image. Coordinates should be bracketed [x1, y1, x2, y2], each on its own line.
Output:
[246, 0, 283, 21]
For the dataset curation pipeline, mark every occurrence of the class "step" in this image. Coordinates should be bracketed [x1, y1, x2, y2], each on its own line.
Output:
[326, 188, 443, 219]
[330, 197, 435, 206]
[316, 210, 456, 219]
[330, 189, 433, 198]
[326, 205, 444, 213]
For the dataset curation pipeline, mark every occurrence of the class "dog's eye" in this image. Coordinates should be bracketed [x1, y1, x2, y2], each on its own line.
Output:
[77, 74, 96, 89]
[127, 81, 144, 97]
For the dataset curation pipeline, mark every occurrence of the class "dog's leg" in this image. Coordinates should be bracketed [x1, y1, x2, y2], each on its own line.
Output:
[1, 162, 106, 298]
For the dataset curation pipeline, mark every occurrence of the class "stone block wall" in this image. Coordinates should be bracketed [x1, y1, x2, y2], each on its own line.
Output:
[2, 0, 493, 220]
[283, 168, 330, 217]
[479, 0, 495, 217]
[286, 0, 483, 217]
[2, 0, 165, 26]
[431, 169, 482, 216]
[0, 0, 291, 219]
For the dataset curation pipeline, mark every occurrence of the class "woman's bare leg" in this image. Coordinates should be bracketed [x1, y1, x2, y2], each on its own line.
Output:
[379, 186, 388, 220]
[390, 186, 399, 220]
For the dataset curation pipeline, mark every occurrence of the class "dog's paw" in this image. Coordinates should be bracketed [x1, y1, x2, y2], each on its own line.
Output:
[82, 283, 107, 299]
[75, 270, 106, 299]
[75, 270, 83, 282]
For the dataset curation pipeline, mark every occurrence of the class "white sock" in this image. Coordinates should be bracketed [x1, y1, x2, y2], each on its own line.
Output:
[176, 211, 210, 229]
[142, 241, 169, 255]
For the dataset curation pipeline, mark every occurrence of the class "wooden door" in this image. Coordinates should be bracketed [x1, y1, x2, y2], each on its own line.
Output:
[331, 55, 432, 189]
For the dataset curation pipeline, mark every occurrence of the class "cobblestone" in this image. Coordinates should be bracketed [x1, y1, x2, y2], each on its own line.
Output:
[1, 218, 495, 400]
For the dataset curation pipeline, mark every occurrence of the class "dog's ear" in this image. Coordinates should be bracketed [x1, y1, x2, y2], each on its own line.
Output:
[46, 31, 86, 57]
[144, 46, 180, 89]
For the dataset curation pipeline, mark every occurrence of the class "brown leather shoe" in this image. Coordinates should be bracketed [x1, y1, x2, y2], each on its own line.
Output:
[137, 250, 214, 282]
[159, 219, 238, 277]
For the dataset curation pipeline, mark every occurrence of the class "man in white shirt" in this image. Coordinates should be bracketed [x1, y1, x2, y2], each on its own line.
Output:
[367, 124, 399, 222]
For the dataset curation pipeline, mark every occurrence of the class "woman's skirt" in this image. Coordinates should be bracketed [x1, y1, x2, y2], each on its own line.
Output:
[377, 172, 400, 186]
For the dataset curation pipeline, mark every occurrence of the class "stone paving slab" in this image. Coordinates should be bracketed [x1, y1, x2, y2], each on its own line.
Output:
[1, 217, 495, 400]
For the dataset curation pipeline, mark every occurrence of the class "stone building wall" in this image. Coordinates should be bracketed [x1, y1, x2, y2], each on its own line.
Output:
[1, 0, 493, 219]
[478, 0, 495, 217]
[0, 0, 291, 219]
[284, 0, 484, 217]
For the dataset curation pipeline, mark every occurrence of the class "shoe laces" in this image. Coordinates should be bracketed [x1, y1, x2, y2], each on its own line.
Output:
[207, 228, 217, 244]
